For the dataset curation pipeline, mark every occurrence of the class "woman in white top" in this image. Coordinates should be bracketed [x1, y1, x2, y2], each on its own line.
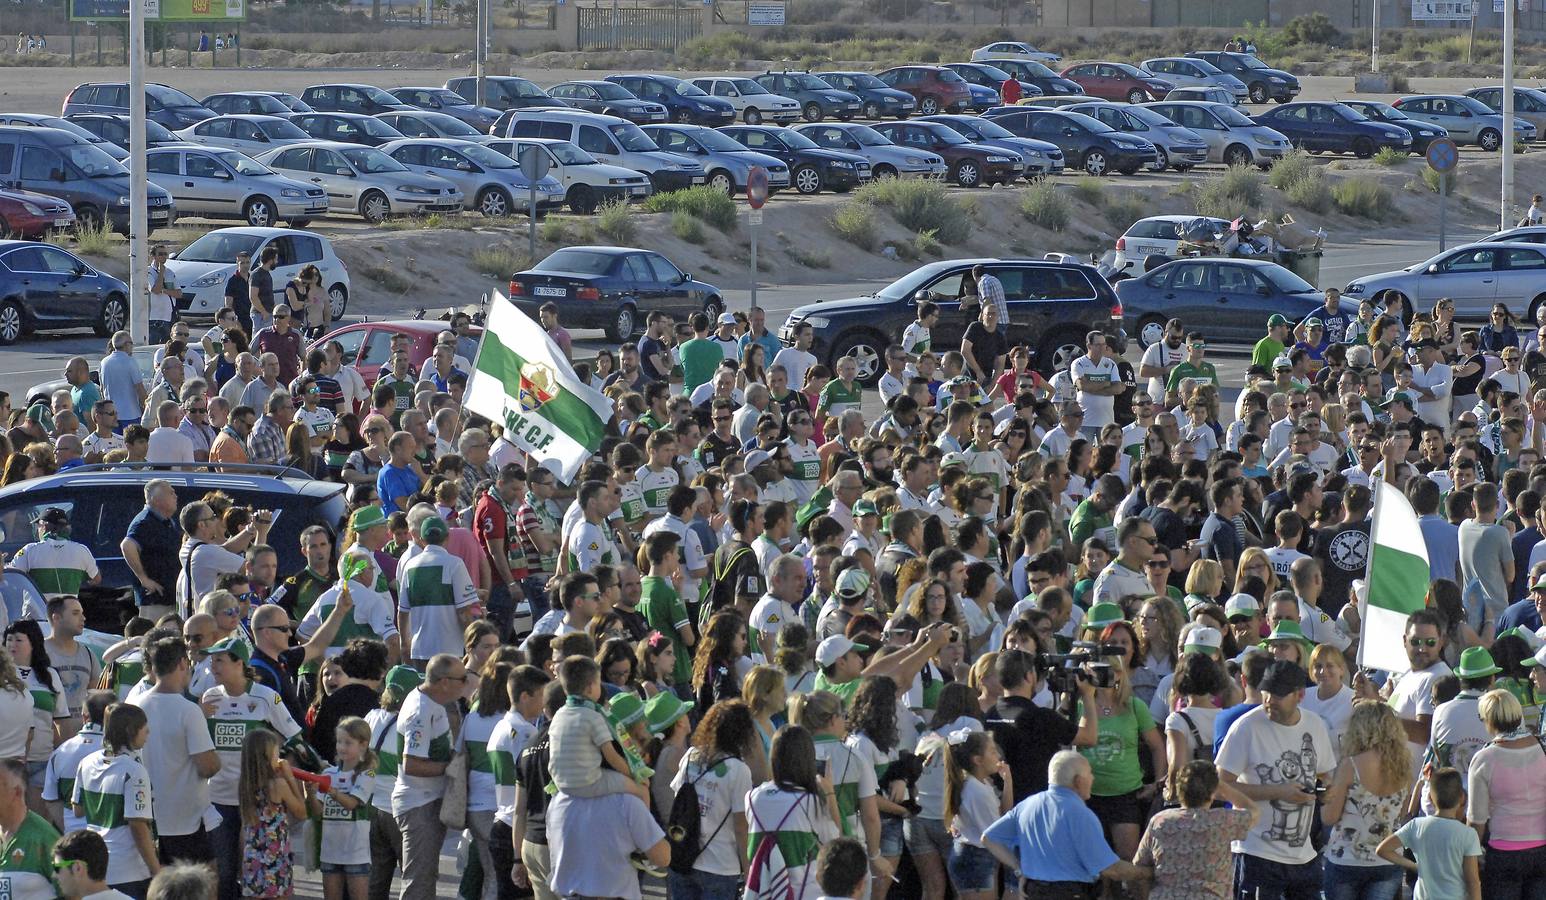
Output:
[669, 700, 756, 899]
[0, 648, 33, 761]
[1321, 701, 1412, 897]
[1163, 651, 1227, 802]
[942, 730, 1012, 900]
[910, 685, 982, 900]
[744, 725, 841, 900]
[1302, 644, 1357, 752]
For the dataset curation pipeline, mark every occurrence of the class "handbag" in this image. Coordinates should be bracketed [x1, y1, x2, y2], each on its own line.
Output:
[439, 748, 470, 828]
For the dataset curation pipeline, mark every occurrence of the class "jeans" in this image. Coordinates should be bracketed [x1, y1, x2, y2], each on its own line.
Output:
[149, 319, 171, 345]
[209, 803, 241, 900]
[367, 805, 402, 900]
[666, 869, 742, 900]
[395, 799, 448, 900]
[1483, 843, 1546, 900]
[1322, 861, 1403, 900]
[489, 820, 522, 900]
[1234, 852, 1323, 900]
[522, 574, 552, 626]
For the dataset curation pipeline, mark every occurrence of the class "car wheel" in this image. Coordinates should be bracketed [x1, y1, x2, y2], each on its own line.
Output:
[607, 304, 637, 343]
[1479, 128, 1502, 151]
[1529, 293, 1546, 326]
[918, 96, 940, 115]
[1248, 82, 1269, 104]
[1137, 315, 1167, 349]
[477, 187, 513, 218]
[702, 296, 724, 323]
[1127, 88, 1146, 104]
[0, 302, 22, 345]
[1223, 144, 1252, 167]
[1150, 147, 1169, 171]
[953, 160, 980, 187]
[873, 163, 898, 179]
[834, 330, 886, 386]
[360, 190, 391, 223]
[1083, 149, 1109, 176]
[863, 102, 880, 119]
[95, 293, 128, 338]
[707, 170, 735, 195]
[803, 103, 823, 123]
[672, 108, 694, 124]
[568, 185, 597, 215]
[1037, 330, 1086, 376]
[1352, 137, 1376, 159]
[793, 164, 823, 195]
[73, 205, 102, 233]
[328, 283, 349, 320]
[744, 107, 762, 125]
[243, 195, 276, 227]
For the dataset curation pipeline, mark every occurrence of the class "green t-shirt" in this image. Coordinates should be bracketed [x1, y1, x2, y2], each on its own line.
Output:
[639, 575, 692, 686]
[1251, 337, 1285, 370]
[817, 379, 864, 418]
[1165, 361, 1219, 393]
[813, 671, 862, 707]
[1076, 695, 1155, 796]
[1068, 499, 1113, 548]
[679, 337, 724, 396]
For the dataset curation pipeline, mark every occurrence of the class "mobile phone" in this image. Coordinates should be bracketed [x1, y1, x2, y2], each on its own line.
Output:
[816, 758, 829, 779]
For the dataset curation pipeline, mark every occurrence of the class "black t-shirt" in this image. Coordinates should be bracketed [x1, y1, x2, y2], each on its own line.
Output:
[637, 335, 669, 382]
[697, 432, 741, 471]
[310, 682, 379, 764]
[249, 266, 274, 316]
[986, 696, 1078, 803]
[1313, 520, 1370, 616]
[224, 272, 250, 332]
[1140, 506, 1189, 552]
[515, 728, 555, 845]
[962, 321, 1006, 381]
[1198, 512, 1242, 568]
[614, 607, 649, 642]
[1453, 352, 1486, 397]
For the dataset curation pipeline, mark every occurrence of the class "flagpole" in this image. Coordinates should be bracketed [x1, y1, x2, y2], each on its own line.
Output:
[1357, 477, 1379, 673]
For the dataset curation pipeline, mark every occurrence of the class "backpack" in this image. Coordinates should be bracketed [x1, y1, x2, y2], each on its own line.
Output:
[666, 753, 737, 874]
[744, 797, 804, 900]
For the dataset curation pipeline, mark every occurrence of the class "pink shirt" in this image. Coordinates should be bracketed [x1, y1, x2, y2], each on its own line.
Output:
[1468, 741, 1546, 849]
[445, 527, 487, 590]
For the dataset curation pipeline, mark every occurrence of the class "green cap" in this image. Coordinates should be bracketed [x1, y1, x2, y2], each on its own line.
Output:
[1084, 602, 1126, 630]
[853, 498, 879, 518]
[384, 664, 423, 698]
[1454, 646, 1502, 679]
[643, 691, 694, 735]
[1531, 572, 1546, 593]
[1265, 620, 1309, 643]
[1267, 314, 1289, 327]
[351, 505, 388, 532]
[207, 636, 249, 662]
[419, 515, 449, 542]
[609, 691, 646, 728]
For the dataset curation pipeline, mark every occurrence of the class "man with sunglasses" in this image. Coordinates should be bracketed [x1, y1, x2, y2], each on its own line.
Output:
[1357, 609, 1450, 776]
[1090, 518, 1158, 610]
[252, 303, 302, 385]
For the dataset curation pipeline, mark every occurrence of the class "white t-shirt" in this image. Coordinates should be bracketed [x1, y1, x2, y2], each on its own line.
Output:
[297, 581, 400, 656]
[634, 464, 679, 520]
[393, 687, 452, 815]
[176, 540, 247, 616]
[73, 750, 154, 884]
[1425, 691, 1490, 813]
[42, 724, 101, 834]
[901, 321, 931, 357]
[670, 750, 753, 877]
[1389, 662, 1452, 779]
[813, 733, 877, 841]
[489, 710, 538, 826]
[319, 765, 374, 865]
[1265, 547, 1308, 579]
[200, 681, 302, 805]
[785, 439, 821, 505]
[146, 426, 195, 465]
[397, 544, 480, 661]
[1301, 684, 1356, 751]
[952, 775, 1000, 846]
[878, 371, 905, 405]
[642, 514, 707, 604]
[1164, 704, 1223, 760]
[131, 690, 216, 837]
[0, 688, 33, 759]
[748, 594, 800, 663]
[1071, 354, 1120, 427]
[17, 666, 67, 763]
[1140, 341, 1185, 403]
[771, 347, 817, 390]
[1215, 705, 1336, 865]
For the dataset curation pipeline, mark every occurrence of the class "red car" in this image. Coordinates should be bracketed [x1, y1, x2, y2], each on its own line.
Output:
[0, 188, 75, 239]
[1059, 62, 1173, 103]
[310, 319, 483, 393]
[874, 66, 974, 116]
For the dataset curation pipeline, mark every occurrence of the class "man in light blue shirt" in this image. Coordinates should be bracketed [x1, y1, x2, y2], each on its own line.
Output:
[100, 331, 147, 430]
[982, 750, 1150, 898]
[737, 305, 781, 367]
[1410, 476, 1460, 583]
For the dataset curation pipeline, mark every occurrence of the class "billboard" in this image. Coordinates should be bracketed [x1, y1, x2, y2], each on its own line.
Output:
[748, 2, 785, 23]
[69, 0, 244, 22]
[1410, 0, 1472, 17]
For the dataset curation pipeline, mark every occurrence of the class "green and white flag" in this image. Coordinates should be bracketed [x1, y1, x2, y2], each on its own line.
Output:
[1359, 478, 1431, 674]
[465, 292, 613, 483]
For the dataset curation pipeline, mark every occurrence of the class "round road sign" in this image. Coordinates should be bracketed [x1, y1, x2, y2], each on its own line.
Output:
[1426, 137, 1458, 174]
[518, 144, 551, 182]
[746, 166, 769, 210]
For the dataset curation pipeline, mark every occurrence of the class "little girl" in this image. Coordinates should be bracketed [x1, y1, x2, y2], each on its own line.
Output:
[73, 702, 157, 898]
[239, 729, 311, 899]
[313, 717, 376, 900]
[434, 479, 461, 527]
[942, 730, 1012, 900]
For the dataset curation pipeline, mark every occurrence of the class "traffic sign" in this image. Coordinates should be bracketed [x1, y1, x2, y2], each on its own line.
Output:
[1426, 137, 1458, 173]
[518, 145, 551, 182]
[746, 166, 769, 210]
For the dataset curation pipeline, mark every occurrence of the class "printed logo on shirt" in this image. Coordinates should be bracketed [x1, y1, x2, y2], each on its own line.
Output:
[213, 722, 246, 750]
[1327, 530, 1369, 572]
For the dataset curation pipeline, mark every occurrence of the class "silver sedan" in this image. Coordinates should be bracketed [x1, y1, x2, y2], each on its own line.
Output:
[790, 122, 948, 179]
[380, 138, 565, 217]
[147, 145, 328, 227]
[254, 140, 464, 223]
[1344, 241, 1546, 320]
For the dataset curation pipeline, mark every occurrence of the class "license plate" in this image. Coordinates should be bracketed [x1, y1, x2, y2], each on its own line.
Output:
[533, 286, 566, 297]
[150, 211, 169, 220]
[692, 176, 705, 184]
[631, 186, 648, 195]
[53, 218, 72, 227]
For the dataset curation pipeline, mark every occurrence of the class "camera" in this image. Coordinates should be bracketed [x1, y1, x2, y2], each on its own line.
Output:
[1036, 642, 1123, 694]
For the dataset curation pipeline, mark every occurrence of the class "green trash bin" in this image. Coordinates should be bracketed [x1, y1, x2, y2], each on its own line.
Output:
[1277, 249, 1324, 289]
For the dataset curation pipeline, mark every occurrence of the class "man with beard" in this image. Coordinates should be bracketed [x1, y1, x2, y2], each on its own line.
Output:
[1139, 317, 1185, 404]
[1357, 608, 1450, 777]
[860, 442, 894, 492]
[894, 452, 937, 513]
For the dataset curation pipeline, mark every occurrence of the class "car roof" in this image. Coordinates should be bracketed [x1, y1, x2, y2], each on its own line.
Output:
[0, 239, 57, 252]
[196, 114, 293, 123]
[383, 137, 476, 146]
[193, 226, 318, 239]
[323, 318, 467, 336]
[509, 108, 630, 125]
[0, 125, 87, 144]
[306, 83, 382, 90]
[267, 140, 364, 152]
[1127, 215, 1228, 225]
[394, 86, 458, 93]
[0, 464, 346, 499]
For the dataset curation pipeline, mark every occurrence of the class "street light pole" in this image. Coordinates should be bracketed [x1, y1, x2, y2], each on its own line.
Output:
[474, 0, 486, 107]
[1371, 0, 1379, 72]
[1502, 0, 1515, 230]
[129, 0, 148, 346]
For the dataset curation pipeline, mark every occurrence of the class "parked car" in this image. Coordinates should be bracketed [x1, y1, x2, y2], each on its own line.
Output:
[1118, 257, 1323, 346]
[870, 121, 1020, 187]
[445, 76, 566, 112]
[1340, 100, 1448, 153]
[0, 125, 175, 233]
[1161, 85, 1241, 106]
[874, 66, 973, 116]
[299, 83, 414, 116]
[1394, 94, 1535, 150]
[689, 77, 801, 124]
[970, 41, 1061, 64]
[62, 114, 181, 152]
[1060, 62, 1172, 103]
[255, 141, 464, 223]
[1344, 242, 1546, 320]
[0, 188, 75, 239]
[916, 114, 1064, 177]
[753, 72, 862, 123]
[288, 112, 407, 148]
[1465, 86, 1546, 136]
[544, 81, 668, 124]
[780, 258, 1124, 383]
[496, 109, 706, 192]
[810, 71, 917, 119]
[640, 124, 790, 195]
[1065, 101, 1208, 171]
[967, 81, 1020, 113]
[61, 82, 216, 128]
[261, 92, 314, 113]
[382, 138, 565, 216]
[173, 114, 313, 155]
[943, 62, 1041, 104]
[311, 319, 481, 393]
[167, 226, 351, 319]
[718, 125, 870, 194]
[485, 137, 654, 212]
[986, 59, 1084, 96]
[790, 122, 947, 179]
[389, 86, 500, 131]
[982, 107, 1158, 176]
[376, 110, 495, 143]
[200, 92, 297, 117]
[1018, 95, 1091, 109]
[605, 74, 735, 126]
[1141, 57, 1248, 102]
[1141, 100, 1290, 168]
[146, 146, 327, 228]
[0, 114, 127, 161]
[1252, 101, 1411, 157]
[1108, 215, 1232, 283]
[508, 246, 724, 341]
[0, 240, 129, 343]
[1187, 51, 1300, 104]
[1480, 225, 1546, 244]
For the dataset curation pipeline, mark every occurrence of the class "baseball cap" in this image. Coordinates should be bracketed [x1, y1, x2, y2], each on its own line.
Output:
[717, 312, 737, 327]
[1224, 593, 1260, 618]
[1530, 571, 1546, 593]
[1304, 317, 1324, 329]
[939, 452, 968, 470]
[1084, 602, 1126, 630]
[609, 692, 646, 728]
[1267, 314, 1289, 327]
[1184, 626, 1223, 652]
[835, 567, 871, 601]
[384, 664, 423, 698]
[1383, 392, 1415, 411]
[1259, 660, 1314, 695]
[351, 505, 388, 532]
[37, 508, 70, 531]
[853, 498, 879, 518]
[207, 636, 249, 662]
[815, 635, 869, 667]
[419, 515, 448, 542]
[1272, 355, 1293, 371]
[744, 450, 772, 471]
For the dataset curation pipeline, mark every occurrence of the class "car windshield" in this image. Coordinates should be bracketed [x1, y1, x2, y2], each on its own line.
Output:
[179, 231, 264, 263]
[245, 95, 290, 114]
[793, 74, 835, 91]
[1016, 60, 1059, 78]
[1331, 103, 1367, 122]
[937, 69, 966, 84]
[427, 90, 468, 106]
[1454, 95, 1495, 115]
[543, 141, 596, 164]
[1364, 103, 1405, 121]
[34, 117, 99, 142]
[64, 143, 126, 177]
[1261, 265, 1317, 293]
[1113, 63, 1152, 78]
[535, 249, 616, 275]
[668, 80, 708, 97]
[357, 85, 403, 106]
[505, 79, 547, 99]
[141, 119, 176, 142]
[1234, 55, 1271, 70]
[422, 113, 480, 136]
[361, 118, 403, 138]
[971, 63, 1013, 81]
[257, 118, 310, 140]
[459, 143, 517, 168]
[592, 83, 636, 100]
[876, 262, 959, 300]
[1063, 111, 1113, 133]
[848, 125, 893, 146]
[1189, 58, 1225, 75]
[1214, 105, 1256, 127]
[923, 124, 972, 145]
[1124, 106, 1173, 128]
[731, 79, 771, 95]
[147, 84, 203, 108]
[271, 93, 307, 110]
[215, 151, 274, 176]
[777, 129, 818, 149]
[341, 147, 407, 173]
[841, 73, 888, 89]
[691, 128, 747, 152]
[608, 122, 658, 152]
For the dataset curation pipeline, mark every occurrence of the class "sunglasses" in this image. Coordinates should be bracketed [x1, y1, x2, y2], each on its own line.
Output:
[52, 859, 80, 873]
[1145, 560, 1169, 569]
[1407, 637, 1438, 648]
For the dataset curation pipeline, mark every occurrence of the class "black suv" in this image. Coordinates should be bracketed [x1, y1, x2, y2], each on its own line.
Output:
[1186, 51, 1300, 105]
[778, 258, 1126, 384]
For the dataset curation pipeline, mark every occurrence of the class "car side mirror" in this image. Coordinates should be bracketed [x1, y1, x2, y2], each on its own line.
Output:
[456, 161, 474, 171]
[913, 289, 931, 303]
[1063, 128, 1077, 136]
[846, 141, 860, 150]
[335, 167, 352, 176]
[1427, 263, 1439, 274]
[677, 272, 691, 284]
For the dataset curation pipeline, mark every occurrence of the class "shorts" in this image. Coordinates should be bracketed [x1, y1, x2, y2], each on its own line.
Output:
[878, 815, 904, 858]
[25, 759, 46, 790]
[905, 816, 952, 858]
[320, 862, 370, 876]
[947, 840, 998, 893]
[1084, 789, 1145, 827]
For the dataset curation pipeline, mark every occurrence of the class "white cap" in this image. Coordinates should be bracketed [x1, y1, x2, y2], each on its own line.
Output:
[1223, 593, 1259, 617]
[717, 312, 738, 326]
[744, 450, 772, 471]
[1184, 626, 1223, 651]
[815, 635, 869, 668]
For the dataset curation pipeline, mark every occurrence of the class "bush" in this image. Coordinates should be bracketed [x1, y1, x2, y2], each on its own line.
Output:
[71, 222, 115, 257]
[1104, 193, 1146, 230]
[671, 210, 705, 244]
[1285, 173, 1332, 213]
[830, 201, 878, 250]
[1372, 147, 1408, 167]
[913, 228, 942, 258]
[596, 200, 635, 243]
[1020, 181, 1070, 230]
[1266, 149, 1315, 192]
[1072, 178, 1105, 207]
[539, 217, 570, 244]
[1192, 164, 1262, 218]
[1420, 166, 1457, 195]
[1333, 177, 1395, 219]
[643, 186, 739, 232]
[853, 177, 971, 244]
[471, 245, 531, 279]
[1284, 12, 1341, 46]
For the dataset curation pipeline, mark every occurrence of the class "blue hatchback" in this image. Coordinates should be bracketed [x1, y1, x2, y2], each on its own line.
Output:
[604, 74, 736, 126]
[1116, 257, 1323, 346]
[1252, 101, 1412, 158]
[0, 240, 129, 344]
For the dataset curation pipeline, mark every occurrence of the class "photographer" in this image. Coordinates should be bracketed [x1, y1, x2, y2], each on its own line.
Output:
[986, 649, 1098, 803]
[175, 500, 271, 618]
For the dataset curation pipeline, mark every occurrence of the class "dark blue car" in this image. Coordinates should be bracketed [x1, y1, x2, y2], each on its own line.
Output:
[1252, 101, 1412, 158]
[811, 72, 916, 119]
[943, 63, 1043, 104]
[983, 107, 1157, 176]
[508, 246, 724, 341]
[1341, 100, 1447, 153]
[984, 59, 1085, 97]
[718, 125, 871, 194]
[1116, 257, 1322, 346]
[0, 240, 130, 344]
[604, 74, 735, 126]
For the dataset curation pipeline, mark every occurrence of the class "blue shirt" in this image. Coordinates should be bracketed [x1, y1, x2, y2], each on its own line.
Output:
[738, 328, 781, 369]
[1212, 702, 1259, 756]
[376, 462, 420, 514]
[100, 350, 146, 424]
[1419, 515, 1461, 584]
[1299, 305, 1354, 350]
[1496, 597, 1543, 637]
[981, 786, 1117, 884]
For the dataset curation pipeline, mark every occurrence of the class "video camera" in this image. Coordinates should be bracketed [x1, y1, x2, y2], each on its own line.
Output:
[1035, 641, 1124, 694]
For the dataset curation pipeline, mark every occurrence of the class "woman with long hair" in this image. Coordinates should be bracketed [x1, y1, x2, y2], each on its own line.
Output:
[740, 664, 785, 782]
[942, 730, 1012, 900]
[207, 328, 249, 389]
[668, 700, 757, 900]
[1082, 621, 1167, 866]
[596, 637, 639, 691]
[1491, 632, 1542, 732]
[773, 622, 815, 696]
[790, 690, 874, 848]
[967, 651, 1000, 717]
[910, 683, 981, 900]
[237, 727, 310, 898]
[590, 348, 616, 390]
[847, 675, 907, 900]
[75, 703, 157, 896]
[282, 420, 324, 479]
[905, 577, 965, 633]
[1071, 537, 1111, 609]
[1321, 701, 1413, 899]
[692, 610, 748, 713]
[744, 725, 841, 896]
[1234, 547, 1281, 601]
[461, 620, 501, 700]
[341, 414, 391, 486]
[737, 343, 766, 391]
[0, 647, 33, 764]
[460, 660, 515, 900]
[636, 630, 678, 699]
[4, 619, 65, 808]
[1135, 596, 1183, 683]
[1162, 651, 1228, 801]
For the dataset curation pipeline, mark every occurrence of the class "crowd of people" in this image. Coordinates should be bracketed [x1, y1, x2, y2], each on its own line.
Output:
[2, 280, 1546, 900]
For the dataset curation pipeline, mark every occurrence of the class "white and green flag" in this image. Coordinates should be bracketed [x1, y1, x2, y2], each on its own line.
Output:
[464, 292, 613, 483]
[1359, 478, 1431, 674]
